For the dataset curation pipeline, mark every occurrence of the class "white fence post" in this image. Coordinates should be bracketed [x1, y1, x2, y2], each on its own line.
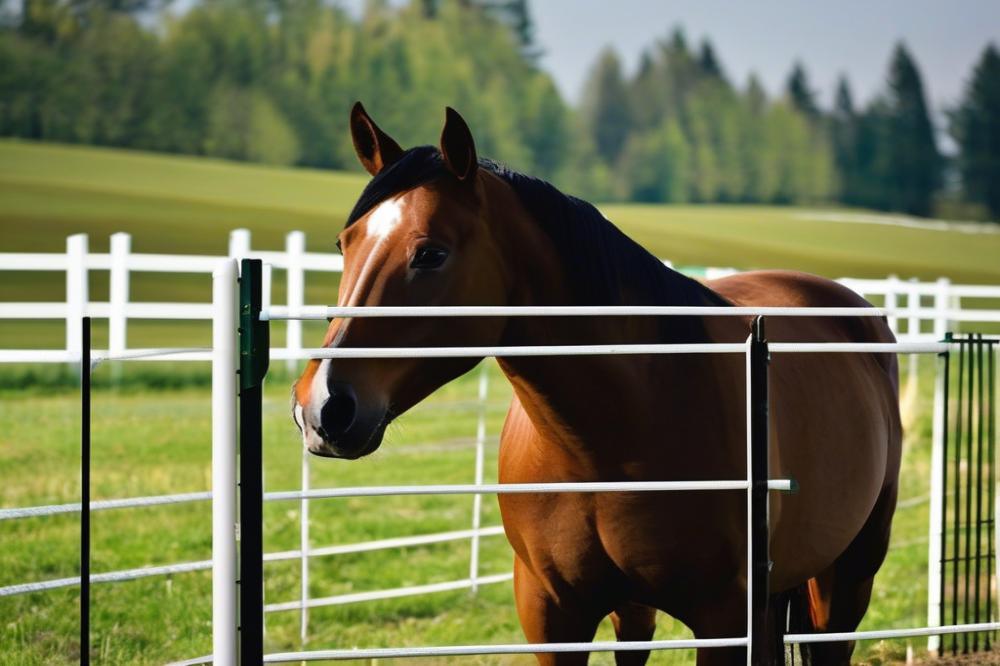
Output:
[885, 275, 899, 336]
[229, 229, 251, 262]
[66, 234, 89, 362]
[469, 363, 489, 593]
[262, 264, 273, 315]
[286, 231, 306, 373]
[300, 446, 310, 644]
[211, 259, 238, 666]
[934, 278, 950, 341]
[109, 233, 131, 358]
[927, 350, 947, 653]
[907, 278, 921, 339]
[907, 278, 920, 389]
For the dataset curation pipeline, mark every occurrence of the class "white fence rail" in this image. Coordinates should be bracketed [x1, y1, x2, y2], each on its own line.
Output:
[2, 230, 999, 366]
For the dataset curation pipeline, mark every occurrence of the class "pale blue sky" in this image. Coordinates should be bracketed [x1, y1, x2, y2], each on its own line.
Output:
[347, 0, 1000, 114]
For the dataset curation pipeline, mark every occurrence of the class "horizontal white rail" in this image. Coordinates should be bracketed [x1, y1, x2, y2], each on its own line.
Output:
[266, 480, 795, 502]
[769, 342, 949, 354]
[1, 340, 953, 364]
[262, 305, 890, 320]
[0, 302, 215, 320]
[281, 341, 947, 361]
[263, 637, 748, 662]
[267, 526, 507, 561]
[0, 560, 213, 596]
[0, 491, 213, 520]
[784, 621, 1000, 644]
[0, 527, 507, 597]
[265, 572, 514, 612]
[0, 349, 75, 363]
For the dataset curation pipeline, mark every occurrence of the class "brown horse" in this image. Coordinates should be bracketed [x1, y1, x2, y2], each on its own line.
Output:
[292, 102, 902, 665]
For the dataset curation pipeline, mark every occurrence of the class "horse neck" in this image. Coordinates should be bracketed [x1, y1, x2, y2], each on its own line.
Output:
[483, 176, 724, 464]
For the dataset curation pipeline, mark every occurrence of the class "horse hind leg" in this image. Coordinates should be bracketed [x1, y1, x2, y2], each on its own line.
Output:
[796, 483, 898, 666]
[609, 602, 657, 666]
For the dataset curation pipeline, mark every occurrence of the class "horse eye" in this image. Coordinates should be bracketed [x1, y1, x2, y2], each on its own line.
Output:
[410, 245, 449, 270]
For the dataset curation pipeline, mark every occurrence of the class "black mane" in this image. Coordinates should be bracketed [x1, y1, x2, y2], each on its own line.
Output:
[345, 146, 730, 340]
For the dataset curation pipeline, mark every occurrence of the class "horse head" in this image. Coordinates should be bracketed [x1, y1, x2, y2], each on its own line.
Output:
[292, 103, 510, 459]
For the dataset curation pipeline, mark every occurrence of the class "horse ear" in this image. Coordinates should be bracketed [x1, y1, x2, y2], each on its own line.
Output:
[440, 107, 478, 182]
[350, 101, 404, 177]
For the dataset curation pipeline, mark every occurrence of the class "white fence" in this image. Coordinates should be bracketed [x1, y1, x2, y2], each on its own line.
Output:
[1, 233, 1000, 661]
[2, 230, 1000, 366]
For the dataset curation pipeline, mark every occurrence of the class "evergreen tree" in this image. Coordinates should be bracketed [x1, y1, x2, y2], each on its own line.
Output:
[786, 61, 819, 119]
[950, 43, 1000, 219]
[878, 42, 942, 216]
[477, 0, 539, 61]
[698, 39, 725, 82]
[831, 75, 861, 203]
[580, 47, 631, 165]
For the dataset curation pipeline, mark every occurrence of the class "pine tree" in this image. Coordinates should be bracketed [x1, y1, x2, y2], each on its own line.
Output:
[786, 61, 819, 119]
[477, 0, 540, 61]
[950, 43, 1000, 220]
[580, 47, 631, 165]
[698, 39, 724, 82]
[879, 42, 942, 216]
[831, 76, 860, 203]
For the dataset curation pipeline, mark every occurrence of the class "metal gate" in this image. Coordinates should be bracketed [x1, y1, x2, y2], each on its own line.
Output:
[938, 334, 998, 656]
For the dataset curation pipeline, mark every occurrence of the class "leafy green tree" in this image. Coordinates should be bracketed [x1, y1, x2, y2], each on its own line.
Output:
[618, 117, 689, 202]
[580, 47, 631, 165]
[950, 43, 1000, 219]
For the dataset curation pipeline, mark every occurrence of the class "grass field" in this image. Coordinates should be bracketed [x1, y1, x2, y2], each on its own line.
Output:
[0, 140, 997, 664]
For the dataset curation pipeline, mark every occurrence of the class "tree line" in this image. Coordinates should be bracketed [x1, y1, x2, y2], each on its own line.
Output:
[1, 0, 998, 220]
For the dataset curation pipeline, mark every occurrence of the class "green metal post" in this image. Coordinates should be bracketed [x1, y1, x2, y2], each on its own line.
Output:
[239, 259, 269, 664]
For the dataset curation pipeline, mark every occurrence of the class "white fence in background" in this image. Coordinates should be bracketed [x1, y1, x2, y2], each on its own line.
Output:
[1, 231, 999, 653]
[2, 230, 1000, 366]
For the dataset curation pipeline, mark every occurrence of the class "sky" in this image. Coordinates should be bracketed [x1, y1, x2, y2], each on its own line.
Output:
[345, 0, 1000, 115]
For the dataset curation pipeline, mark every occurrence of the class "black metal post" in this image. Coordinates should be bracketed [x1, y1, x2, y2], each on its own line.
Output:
[938, 336, 950, 656]
[953, 338, 965, 655]
[239, 259, 269, 665]
[965, 336, 975, 653]
[81, 317, 91, 666]
[750, 316, 770, 665]
[988, 340, 996, 648]
[975, 336, 985, 650]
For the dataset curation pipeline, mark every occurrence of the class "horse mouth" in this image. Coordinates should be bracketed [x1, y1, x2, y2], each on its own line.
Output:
[307, 418, 389, 460]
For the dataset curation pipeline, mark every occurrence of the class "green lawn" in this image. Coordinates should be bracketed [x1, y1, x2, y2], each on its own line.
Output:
[0, 141, 997, 664]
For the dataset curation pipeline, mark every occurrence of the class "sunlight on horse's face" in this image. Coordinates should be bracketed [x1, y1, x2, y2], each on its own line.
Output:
[293, 180, 507, 459]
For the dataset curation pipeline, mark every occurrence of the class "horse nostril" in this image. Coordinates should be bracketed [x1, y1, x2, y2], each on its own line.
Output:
[319, 387, 357, 441]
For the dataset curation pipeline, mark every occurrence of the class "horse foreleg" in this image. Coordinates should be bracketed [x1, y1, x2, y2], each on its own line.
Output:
[680, 582, 749, 666]
[610, 602, 657, 666]
[513, 556, 603, 666]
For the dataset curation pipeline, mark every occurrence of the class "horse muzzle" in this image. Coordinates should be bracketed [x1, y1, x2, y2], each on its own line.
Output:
[297, 382, 389, 459]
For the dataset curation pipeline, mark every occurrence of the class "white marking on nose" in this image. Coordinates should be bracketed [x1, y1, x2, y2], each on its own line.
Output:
[366, 199, 403, 240]
[310, 359, 331, 411]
